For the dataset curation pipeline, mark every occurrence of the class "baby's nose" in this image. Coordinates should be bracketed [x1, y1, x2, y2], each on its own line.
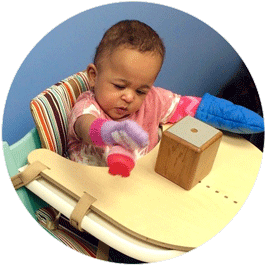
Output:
[122, 90, 134, 103]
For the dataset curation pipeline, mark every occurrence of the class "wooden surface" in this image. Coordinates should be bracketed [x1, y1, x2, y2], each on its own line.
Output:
[27, 127, 262, 251]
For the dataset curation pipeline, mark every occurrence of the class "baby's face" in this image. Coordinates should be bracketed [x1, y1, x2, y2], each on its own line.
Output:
[87, 47, 162, 120]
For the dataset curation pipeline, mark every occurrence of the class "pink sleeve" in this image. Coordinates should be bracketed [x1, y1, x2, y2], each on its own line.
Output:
[145, 87, 202, 124]
[149, 87, 181, 124]
[168, 96, 202, 123]
[68, 92, 101, 140]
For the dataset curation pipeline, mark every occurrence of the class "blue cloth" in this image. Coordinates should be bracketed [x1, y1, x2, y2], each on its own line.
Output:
[195, 93, 264, 134]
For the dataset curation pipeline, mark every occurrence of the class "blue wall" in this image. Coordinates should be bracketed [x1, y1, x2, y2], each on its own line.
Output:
[2, 2, 242, 145]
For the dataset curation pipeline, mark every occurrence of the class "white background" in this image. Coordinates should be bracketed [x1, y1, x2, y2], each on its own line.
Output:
[1, 1, 265, 265]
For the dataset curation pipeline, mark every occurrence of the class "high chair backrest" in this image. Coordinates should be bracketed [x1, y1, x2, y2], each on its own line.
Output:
[30, 71, 89, 157]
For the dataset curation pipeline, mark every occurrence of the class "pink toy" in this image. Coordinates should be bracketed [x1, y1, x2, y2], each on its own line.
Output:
[107, 146, 136, 177]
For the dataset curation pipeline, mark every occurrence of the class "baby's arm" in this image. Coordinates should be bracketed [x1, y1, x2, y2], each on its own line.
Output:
[74, 115, 149, 177]
[74, 114, 97, 144]
[168, 96, 202, 123]
[169, 93, 264, 134]
[194, 93, 264, 133]
[75, 115, 149, 148]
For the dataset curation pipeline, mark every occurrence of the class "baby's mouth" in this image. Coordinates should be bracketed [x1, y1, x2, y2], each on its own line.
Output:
[115, 107, 129, 116]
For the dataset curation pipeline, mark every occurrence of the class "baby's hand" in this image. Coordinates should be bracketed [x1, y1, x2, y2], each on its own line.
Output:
[89, 118, 149, 151]
[102, 120, 149, 150]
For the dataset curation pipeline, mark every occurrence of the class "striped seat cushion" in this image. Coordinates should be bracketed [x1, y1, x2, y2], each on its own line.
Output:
[30, 71, 89, 157]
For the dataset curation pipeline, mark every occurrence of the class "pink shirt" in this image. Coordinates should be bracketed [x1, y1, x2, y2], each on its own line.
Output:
[67, 87, 201, 166]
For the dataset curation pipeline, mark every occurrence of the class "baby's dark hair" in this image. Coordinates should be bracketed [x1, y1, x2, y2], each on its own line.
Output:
[94, 20, 165, 69]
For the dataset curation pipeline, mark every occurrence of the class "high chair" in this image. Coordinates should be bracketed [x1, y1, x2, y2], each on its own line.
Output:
[4, 71, 184, 262]
[4, 71, 263, 262]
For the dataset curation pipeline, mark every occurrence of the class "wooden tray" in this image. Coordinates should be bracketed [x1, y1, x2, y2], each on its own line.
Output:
[28, 129, 262, 251]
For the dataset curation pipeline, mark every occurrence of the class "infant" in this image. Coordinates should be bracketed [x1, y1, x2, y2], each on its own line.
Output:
[67, 20, 264, 177]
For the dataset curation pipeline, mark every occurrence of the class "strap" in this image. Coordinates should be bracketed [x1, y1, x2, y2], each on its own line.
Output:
[36, 207, 61, 231]
[45, 208, 61, 231]
[11, 161, 48, 190]
[70, 191, 96, 231]
[96, 240, 110, 261]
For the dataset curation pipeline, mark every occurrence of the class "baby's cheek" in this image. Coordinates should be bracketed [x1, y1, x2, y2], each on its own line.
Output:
[134, 98, 145, 112]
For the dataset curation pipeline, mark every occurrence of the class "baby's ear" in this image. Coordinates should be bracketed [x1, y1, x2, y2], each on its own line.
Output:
[86, 63, 97, 88]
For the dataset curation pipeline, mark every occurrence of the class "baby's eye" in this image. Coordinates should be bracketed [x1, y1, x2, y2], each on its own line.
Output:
[113, 84, 125, 89]
[136, 90, 147, 95]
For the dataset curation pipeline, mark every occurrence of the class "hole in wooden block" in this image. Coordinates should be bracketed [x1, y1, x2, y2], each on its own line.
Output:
[190, 128, 198, 133]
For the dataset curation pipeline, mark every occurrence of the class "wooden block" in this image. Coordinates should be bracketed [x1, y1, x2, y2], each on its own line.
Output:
[155, 116, 223, 190]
